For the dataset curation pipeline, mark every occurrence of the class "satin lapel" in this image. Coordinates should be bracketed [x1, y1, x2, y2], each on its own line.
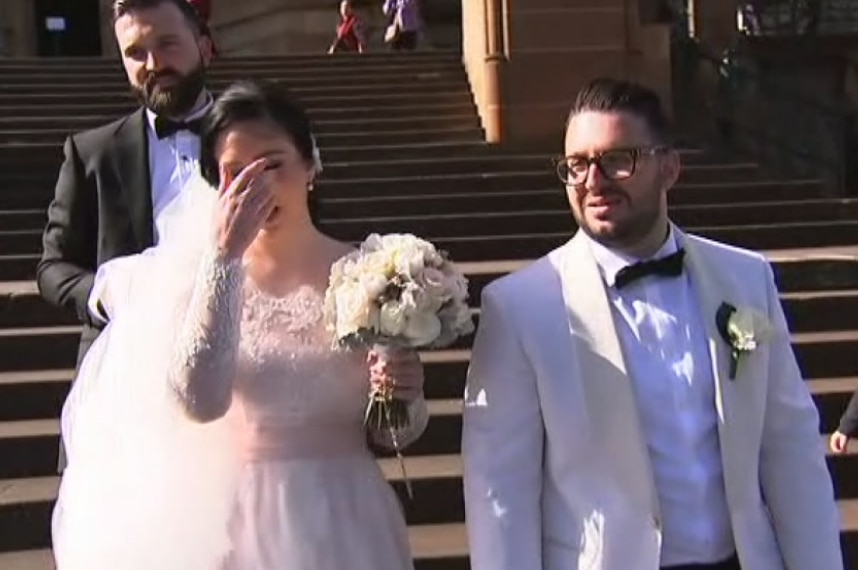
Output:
[550, 233, 661, 520]
[677, 230, 741, 500]
[112, 108, 154, 249]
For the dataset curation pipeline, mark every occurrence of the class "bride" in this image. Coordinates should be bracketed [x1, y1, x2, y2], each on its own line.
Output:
[51, 80, 428, 570]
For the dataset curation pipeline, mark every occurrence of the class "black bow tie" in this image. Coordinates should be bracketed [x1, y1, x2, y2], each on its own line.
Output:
[613, 248, 686, 289]
[153, 115, 203, 139]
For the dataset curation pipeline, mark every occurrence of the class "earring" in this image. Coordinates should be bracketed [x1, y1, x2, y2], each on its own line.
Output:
[307, 182, 315, 192]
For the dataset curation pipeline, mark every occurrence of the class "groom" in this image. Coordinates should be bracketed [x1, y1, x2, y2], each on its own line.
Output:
[37, 0, 214, 366]
[462, 78, 842, 569]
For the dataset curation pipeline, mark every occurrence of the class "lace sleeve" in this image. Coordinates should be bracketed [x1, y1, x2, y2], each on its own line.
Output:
[167, 247, 245, 423]
[368, 396, 429, 450]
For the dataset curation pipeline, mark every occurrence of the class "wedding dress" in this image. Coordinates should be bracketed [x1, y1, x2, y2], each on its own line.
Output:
[51, 174, 426, 570]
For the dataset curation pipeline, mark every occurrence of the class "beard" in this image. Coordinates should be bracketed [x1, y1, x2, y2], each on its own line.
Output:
[574, 185, 663, 248]
[132, 60, 206, 118]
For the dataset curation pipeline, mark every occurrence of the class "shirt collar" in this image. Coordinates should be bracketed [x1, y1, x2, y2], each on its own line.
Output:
[145, 90, 213, 136]
[586, 224, 679, 288]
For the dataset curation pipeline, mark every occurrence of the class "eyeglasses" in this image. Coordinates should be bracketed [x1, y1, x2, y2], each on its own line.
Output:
[554, 146, 668, 185]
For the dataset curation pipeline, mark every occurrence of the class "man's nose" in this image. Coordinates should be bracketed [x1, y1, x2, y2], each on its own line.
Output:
[144, 52, 160, 72]
[583, 162, 608, 193]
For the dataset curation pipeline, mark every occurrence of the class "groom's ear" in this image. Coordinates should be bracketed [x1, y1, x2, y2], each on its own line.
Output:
[660, 148, 681, 193]
[198, 34, 214, 66]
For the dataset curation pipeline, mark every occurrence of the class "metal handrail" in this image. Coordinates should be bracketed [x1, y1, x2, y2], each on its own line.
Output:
[672, 35, 854, 193]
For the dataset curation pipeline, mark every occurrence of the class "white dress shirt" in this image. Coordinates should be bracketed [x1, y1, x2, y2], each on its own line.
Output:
[88, 95, 213, 323]
[586, 228, 735, 567]
[145, 94, 213, 243]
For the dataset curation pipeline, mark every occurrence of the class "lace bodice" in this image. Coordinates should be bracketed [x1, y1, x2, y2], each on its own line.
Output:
[233, 283, 371, 454]
[166, 249, 428, 458]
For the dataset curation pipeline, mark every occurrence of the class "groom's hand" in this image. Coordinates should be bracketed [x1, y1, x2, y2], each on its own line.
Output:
[215, 158, 275, 260]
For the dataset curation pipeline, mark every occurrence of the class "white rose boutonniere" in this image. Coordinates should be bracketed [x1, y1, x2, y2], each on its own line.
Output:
[715, 302, 773, 380]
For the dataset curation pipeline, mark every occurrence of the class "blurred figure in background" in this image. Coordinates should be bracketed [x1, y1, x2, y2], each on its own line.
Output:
[382, 0, 421, 51]
[328, 0, 367, 54]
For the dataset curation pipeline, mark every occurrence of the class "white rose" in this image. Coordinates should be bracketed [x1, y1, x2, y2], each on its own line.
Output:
[359, 273, 389, 300]
[399, 286, 421, 312]
[334, 285, 374, 337]
[394, 247, 425, 279]
[362, 233, 384, 253]
[404, 311, 442, 346]
[727, 307, 772, 351]
[441, 267, 469, 301]
[379, 300, 409, 336]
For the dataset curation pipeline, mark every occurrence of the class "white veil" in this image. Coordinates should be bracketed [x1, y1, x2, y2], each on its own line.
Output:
[51, 175, 242, 570]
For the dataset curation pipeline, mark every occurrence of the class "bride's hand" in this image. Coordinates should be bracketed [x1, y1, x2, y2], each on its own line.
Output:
[368, 348, 424, 402]
[215, 158, 276, 260]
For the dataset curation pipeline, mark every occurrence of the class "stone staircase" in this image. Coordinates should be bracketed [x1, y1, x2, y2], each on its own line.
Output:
[1, 51, 858, 569]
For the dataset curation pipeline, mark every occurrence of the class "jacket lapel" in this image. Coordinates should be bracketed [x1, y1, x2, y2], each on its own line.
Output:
[550, 233, 661, 521]
[677, 230, 742, 501]
[112, 108, 154, 249]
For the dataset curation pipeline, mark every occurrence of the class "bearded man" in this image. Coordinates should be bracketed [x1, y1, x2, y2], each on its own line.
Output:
[37, 0, 215, 468]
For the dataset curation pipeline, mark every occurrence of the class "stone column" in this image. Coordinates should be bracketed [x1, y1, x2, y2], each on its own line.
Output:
[462, 0, 674, 145]
[0, 0, 37, 57]
[100, 0, 119, 57]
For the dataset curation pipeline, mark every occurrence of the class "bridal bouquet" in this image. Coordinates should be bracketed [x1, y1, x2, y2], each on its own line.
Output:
[324, 233, 474, 492]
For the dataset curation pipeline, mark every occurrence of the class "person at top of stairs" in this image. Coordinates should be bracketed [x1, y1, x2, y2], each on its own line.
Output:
[35, 0, 215, 469]
[382, 0, 422, 51]
[328, 0, 367, 54]
[462, 77, 842, 570]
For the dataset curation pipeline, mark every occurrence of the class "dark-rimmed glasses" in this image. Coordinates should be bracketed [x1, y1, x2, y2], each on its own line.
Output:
[554, 146, 669, 185]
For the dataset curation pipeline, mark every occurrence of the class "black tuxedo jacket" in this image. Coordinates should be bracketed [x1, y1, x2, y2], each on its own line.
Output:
[37, 108, 154, 364]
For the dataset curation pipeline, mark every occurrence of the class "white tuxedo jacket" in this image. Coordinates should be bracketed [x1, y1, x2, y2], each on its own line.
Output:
[462, 229, 842, 570]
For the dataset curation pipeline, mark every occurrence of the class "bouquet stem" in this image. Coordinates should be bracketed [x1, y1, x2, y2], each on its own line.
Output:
[365, 396, 413, 500]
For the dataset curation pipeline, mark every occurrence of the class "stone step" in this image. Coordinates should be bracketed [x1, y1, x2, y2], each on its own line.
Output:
[6, 195, 854, 238]
[0, 81, 471, 109]
[0, 397, 461, 479]
[2, 249, 857, 329]
[1, 319, 857, 424]
[0, 157, 764, 187]
[2, 453, 858, 567]
[0, 61, 465, 81]
[1, 281, 857, 419]
[0, 101, 475, 125]
[3, 213, 857, 259]
[0, 111, 481, 138]
[0, 61, 465, 84]
[0, 191, 844, 235]
[4, 236, 858, 286]
[0, 521, 469, 570]
[0, 76, 467, 97]
[0, 146, 732, 171]
[0, 470, 469, 569]
[0, 89, 474, 112]
[0, 50, 463, 70]
[0, 176, 826, 208]
[7, 111, 479, 135]
[0, 68, 467, 91]
[1, 125, 484, 148]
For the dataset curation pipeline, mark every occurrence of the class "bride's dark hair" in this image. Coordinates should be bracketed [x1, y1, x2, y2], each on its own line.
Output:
[200, 80, 321, 223]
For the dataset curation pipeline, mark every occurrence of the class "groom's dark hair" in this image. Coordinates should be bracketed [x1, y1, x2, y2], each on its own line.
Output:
[566, 78, 673, 145]
[112, 0, 203, 35]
